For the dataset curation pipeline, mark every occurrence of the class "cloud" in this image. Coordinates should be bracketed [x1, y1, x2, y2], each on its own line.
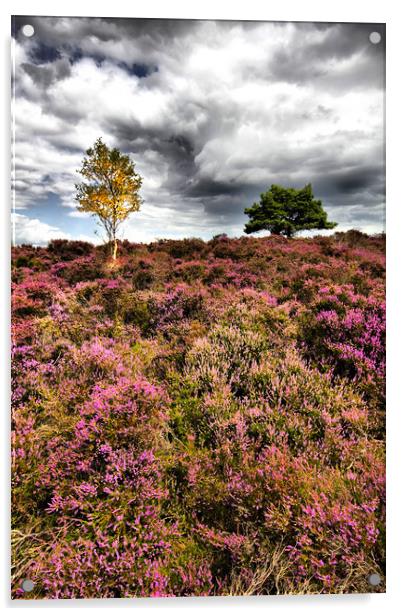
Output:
[12, 212, 71, 245]
[11, 17, 385, 243]
[12, 213, 96, 246]
[21, 57, 71, 88]
[266, 22, 385, 90]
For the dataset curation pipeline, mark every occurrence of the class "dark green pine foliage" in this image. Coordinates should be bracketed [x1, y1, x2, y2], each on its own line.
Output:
[244, 183, 337, 237]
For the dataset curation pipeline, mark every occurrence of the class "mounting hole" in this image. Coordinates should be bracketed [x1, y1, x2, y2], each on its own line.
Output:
[22, 24, 35, 37]
[368, 573, 381, 586]
[369, 31, 381, 45]
[21, 579, 35, 592]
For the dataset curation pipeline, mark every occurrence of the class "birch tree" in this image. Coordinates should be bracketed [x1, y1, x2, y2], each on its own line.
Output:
[75, 138, 143, 259]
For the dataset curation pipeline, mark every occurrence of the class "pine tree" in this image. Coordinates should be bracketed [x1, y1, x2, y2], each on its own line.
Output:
[244, 184, 336, 238]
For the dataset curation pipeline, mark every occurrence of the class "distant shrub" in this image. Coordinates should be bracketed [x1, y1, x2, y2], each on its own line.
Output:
[118, 291, 153, 334]
[48, 239, 94, 260]
[133, 259, 155, 289]
[51, 256, 103, 284]
[149, 238, 208, 259]
[15, 255, 31, 268]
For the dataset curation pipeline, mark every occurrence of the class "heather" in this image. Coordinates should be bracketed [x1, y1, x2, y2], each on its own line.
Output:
[11, 231, 385, 598]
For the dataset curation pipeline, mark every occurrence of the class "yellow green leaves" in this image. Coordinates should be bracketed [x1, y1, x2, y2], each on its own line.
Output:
[75, 138, 143, 258]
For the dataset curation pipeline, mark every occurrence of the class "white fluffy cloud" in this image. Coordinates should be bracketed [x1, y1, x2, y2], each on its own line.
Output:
[12, 212, 71, 245]
[12, 213, 96, 246]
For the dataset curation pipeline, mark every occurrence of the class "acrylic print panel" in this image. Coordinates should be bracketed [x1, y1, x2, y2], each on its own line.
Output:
[11, 16, 385, 599]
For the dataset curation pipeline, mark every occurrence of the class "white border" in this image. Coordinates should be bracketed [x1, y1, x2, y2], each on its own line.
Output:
[2, 1, 402, 614]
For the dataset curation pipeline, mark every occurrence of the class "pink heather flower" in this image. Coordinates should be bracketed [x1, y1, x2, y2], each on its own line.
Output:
[76, 482, 97, 496]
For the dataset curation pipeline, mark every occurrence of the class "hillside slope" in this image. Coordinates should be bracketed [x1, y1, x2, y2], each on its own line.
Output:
[11, 231, 385, 598]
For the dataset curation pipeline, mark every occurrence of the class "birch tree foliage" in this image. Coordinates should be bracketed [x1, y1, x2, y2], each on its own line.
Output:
[75, 138, 143, 259]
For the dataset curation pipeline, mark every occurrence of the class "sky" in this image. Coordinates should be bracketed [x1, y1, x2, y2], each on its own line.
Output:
[11, 16, 385, 245]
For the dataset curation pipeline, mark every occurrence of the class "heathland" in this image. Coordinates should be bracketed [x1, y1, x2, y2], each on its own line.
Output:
[11, 231, 385, 598]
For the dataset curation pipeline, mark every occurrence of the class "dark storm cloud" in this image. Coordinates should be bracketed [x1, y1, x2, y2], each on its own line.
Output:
[12, 16, 199, 66]
[21, 57, 71, 88]
[186, 178, 250, 199]
[102, 17, 200, 41]
[12, 15, 119, 43]
[312, 165, 385, 207]
[122, 63, 158, 78]
[29, 42, 61, 64]
[324, 165, 383, 195]
[267, 22, 385, 89]
[106, 117, 198, 193]
[12, 16, 385, 243]
[201, 189, 263, 221]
